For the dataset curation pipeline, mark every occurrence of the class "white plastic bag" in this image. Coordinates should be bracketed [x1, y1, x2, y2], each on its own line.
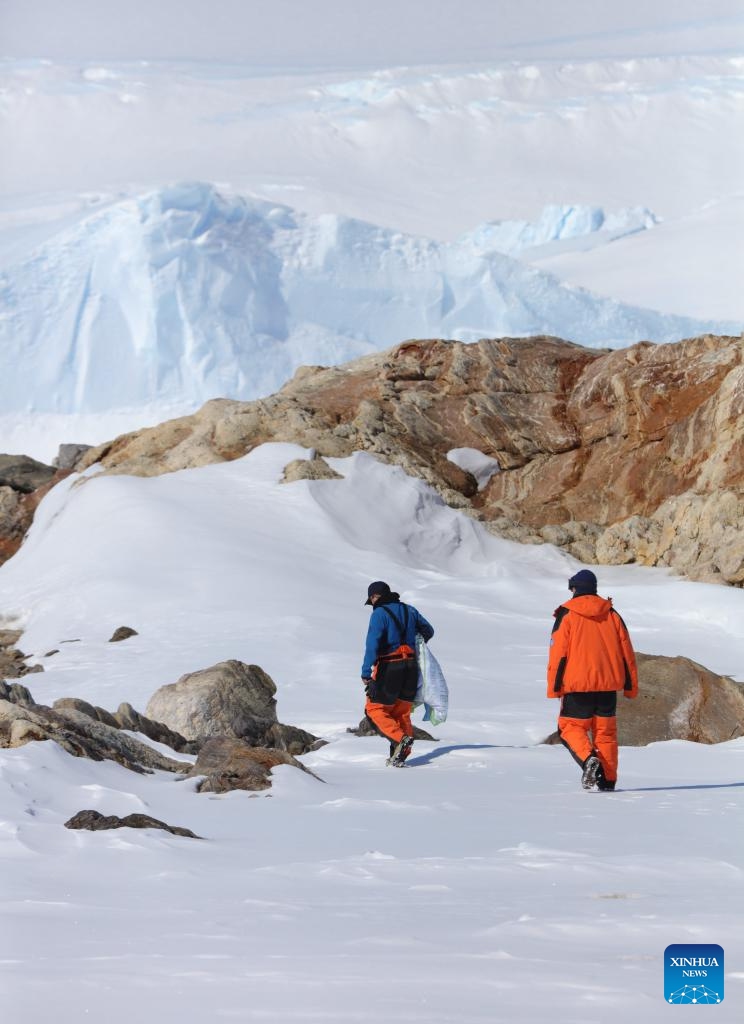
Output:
[414, 633, 449, 726]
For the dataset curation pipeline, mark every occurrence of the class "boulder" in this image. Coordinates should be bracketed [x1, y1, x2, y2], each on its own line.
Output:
[64, 809, 200, 838]
[109, 626, 139, 642]
[184, 736, 319, 793]
[617, 652, 744, 745]
[145, 659, 321, 754]
[543, 652, 744, 746]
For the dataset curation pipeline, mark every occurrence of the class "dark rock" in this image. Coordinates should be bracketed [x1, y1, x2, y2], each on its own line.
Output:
[348, 715, 437, 741]
[0, 462, 72, 567]
[0, 680, 36, 708]
[109, 626, 138, 642]
[0, 454, 57, 494]
[0, 630, 42, 681]
[53, 444, 93, 471]
[185, 736, 321, 793]
[64, 809, 201, 838]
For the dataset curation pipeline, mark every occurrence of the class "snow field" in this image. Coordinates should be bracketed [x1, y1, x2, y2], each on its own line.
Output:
[1, 446, 743, 1022]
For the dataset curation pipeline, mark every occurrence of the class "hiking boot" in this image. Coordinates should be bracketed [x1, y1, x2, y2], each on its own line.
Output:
[386, 735, 413, 767]
[581, 754, 601, 790]
[597, 777, 616, 791]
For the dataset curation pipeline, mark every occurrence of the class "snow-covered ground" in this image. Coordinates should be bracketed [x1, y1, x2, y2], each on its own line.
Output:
[1, 445, 743, 1022]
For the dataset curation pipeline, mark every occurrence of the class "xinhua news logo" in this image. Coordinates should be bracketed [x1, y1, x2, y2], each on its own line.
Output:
[665, 944, 724, 1005]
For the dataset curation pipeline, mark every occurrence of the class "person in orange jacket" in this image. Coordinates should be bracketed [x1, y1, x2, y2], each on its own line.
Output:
[547, 569, 638, 791]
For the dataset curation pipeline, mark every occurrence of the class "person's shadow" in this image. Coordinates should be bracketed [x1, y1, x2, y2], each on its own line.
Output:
[407, 743, 512, 767]
[406, 747, 744, 792]
[617, 781, 744, 793]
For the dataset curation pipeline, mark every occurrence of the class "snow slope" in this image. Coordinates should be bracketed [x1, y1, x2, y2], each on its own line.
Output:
[0, 445, 742, 1022]
[0, 182, 736, 420]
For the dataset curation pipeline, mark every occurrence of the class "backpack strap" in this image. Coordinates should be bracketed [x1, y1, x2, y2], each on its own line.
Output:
[380, 603, 410, 646]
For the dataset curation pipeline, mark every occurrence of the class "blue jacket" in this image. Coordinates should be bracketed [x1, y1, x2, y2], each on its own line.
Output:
[361, 598, 434, 678]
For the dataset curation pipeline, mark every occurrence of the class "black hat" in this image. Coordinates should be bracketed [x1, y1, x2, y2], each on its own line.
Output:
[365, 581, 391, 605]
[568, 569, 598, 595]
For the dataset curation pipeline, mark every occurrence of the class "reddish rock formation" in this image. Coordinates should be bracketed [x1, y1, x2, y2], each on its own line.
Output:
[55, 333, 744, 584]
[0, 456, 72, 568]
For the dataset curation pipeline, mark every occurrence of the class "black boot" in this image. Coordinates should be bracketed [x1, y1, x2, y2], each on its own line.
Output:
[581, 753, 601, 790]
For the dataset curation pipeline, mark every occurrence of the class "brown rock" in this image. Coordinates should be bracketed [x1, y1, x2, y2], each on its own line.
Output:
[618, 652, 744, 745]
[185, 735, 320, 793]
[543, 652, 744, 747]
[109, 626, 139, 642]
[0, 457, 72, 567]
[73, 334, 744, 584]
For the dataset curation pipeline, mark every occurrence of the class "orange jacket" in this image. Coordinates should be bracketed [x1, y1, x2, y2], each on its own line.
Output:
[547, 594, 638, 699]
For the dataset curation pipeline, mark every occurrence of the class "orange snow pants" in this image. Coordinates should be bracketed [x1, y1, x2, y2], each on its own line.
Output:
[365, 698, 413, 744]
[558, 691, 618, 782]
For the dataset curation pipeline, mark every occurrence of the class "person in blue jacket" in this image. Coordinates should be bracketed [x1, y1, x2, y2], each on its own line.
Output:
[361, 581, 434, 766]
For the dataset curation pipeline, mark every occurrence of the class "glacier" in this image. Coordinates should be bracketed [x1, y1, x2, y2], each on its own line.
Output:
[0, 182, 738, 416]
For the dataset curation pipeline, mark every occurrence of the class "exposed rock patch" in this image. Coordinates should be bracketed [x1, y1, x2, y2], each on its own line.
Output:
[0, 455, 72, 567]
[0, 683, 191, 773]
[75, 334, 744, 584]
[145, 660, 322, 754]
[185, 736, 320, 793]
[0, 629, 43, 680]
[64, 809, 201, 838]
[109, 626, 139, 642]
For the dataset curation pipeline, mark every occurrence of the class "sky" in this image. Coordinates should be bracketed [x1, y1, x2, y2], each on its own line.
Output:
[3, 0, 744, 65]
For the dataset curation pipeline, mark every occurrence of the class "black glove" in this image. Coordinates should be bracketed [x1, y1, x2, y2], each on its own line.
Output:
[362, 677, 372, 696]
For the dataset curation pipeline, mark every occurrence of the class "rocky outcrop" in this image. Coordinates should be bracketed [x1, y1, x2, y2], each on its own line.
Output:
[544, 652, 744, 747]
[76, 333, 744, 584]
[0, 455, 72, 567]
[184, 736, 319, 793]
[0, 629, 43, 680]
[64, 809, 201, 838]
[51, 696, 199, 754]
[0, 683, 190, 773]
[145, 660, 322, 754]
